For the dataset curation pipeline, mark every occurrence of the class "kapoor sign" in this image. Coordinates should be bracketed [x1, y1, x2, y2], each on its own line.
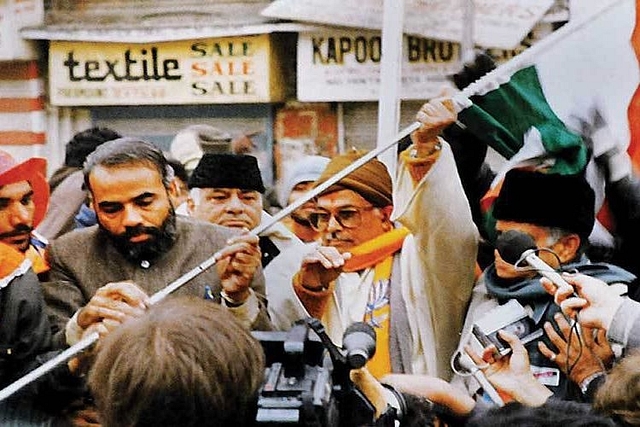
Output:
[297, 30, 459, 102]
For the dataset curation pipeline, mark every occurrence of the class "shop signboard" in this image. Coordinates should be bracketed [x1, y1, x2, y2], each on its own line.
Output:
[49, 34, 286, 106]
[297, 29, 459, 102]
[263, 0, 554, 50]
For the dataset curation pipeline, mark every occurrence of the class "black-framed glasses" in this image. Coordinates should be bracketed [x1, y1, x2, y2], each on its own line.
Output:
[308, 206, 375, 231]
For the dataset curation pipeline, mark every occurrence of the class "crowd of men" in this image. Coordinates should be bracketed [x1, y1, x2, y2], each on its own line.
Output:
[0, 94, 639, 427]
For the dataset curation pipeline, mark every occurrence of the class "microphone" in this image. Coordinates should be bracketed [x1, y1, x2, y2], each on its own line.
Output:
[495, 230, 575, 295]
[342, 322, 377, 369]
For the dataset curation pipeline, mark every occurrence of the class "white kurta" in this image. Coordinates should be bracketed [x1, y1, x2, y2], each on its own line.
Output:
[320, 141, 479, 379]
[260, 212, 315, 330]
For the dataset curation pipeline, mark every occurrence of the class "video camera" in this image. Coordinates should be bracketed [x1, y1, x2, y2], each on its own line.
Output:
[471, 300, 543, 357]
[251, 318, 404, 427]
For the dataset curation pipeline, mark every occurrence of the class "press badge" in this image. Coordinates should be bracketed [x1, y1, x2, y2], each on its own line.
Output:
[531, 365, 560, 387]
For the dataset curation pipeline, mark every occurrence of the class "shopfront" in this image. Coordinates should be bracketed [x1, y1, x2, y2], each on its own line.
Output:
[296, 29, 461, 151]
[47, 33, 292, 187]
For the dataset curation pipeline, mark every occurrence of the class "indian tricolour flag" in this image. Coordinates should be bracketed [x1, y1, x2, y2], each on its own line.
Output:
[453, 0, 640, 240]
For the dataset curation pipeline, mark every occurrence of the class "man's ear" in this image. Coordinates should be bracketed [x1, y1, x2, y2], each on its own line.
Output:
[89, 192, 96, 212]
[186, 196, 196, 215]
[167, 179, 180, 199]
[380, 205, 394, 220]
[556, 233, 581, 263]
[377, 205, 395, 231]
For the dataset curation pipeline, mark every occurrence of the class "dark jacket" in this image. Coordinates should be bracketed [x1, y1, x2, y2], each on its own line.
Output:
[43, 216, 273, 348]
[0, 261, 51, 388]
[606, 174, 640, 281]
[484, 260, 636, 401]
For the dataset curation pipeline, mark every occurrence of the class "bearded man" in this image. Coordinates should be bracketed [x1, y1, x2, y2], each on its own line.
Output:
[43, 138, 272, 349]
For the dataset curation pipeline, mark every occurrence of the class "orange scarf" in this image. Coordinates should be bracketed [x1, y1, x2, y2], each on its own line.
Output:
[342, 227, 409, 378]
[343, 227, 410, 272]
[25, 245, 49, 274]
[0, 243, 26, 278]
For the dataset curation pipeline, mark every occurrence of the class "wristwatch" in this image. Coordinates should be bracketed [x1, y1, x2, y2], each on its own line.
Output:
[580, 371, 605, 395]
[220, 290, 247, 307]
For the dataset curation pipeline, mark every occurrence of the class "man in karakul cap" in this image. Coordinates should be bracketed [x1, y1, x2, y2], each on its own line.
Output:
[0, 150, 50, 274]
[187, 153, 309, 331]
[454, 167, 637, 402]
[292, 98, 478, 380]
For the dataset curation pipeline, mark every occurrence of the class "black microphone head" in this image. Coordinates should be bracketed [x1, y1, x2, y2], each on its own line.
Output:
[495, 230, 537, 265]
[344, 321, 376, 339]
[342, 322, 376, 369]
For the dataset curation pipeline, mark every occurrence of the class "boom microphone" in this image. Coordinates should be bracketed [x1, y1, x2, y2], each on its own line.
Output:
[495, 230, 575, 295]
[342, 322, 377, 369]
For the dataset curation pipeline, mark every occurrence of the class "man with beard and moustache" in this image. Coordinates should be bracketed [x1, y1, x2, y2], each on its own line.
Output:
[43, 138, 273, 353]
[0, 150, 50, 275]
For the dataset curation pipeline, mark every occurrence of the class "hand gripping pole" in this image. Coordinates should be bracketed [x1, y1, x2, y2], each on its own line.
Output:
[0, 121, 421, 403]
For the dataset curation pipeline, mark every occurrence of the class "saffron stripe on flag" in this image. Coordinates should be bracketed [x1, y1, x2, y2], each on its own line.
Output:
[627, 0, 640, 166]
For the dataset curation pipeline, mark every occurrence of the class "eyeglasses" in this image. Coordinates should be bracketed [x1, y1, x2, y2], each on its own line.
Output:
[308, 206, 375, 231]
[290, 212, 313, 228]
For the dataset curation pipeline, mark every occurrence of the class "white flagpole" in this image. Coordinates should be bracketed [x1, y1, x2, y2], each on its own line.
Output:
[461, 0, 475, 65]
[0, 120, 421, 403]
[376, 0, 405, 177]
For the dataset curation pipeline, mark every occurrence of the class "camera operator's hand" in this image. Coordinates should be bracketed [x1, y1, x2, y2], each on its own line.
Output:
[67, 405, 101, 427]
[466, 330, 552, 406]
[541, 273, 624, 330]
[538, 312, 611, 387]
[297, 246, 352, 291]
[381, 373, 475, 417]
[350, 367, 391, 418]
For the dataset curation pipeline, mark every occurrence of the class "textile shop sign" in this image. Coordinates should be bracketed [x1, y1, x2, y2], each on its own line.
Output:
[262, 0, 554, 50]
[49, 34, 285, 106]
[297, 30, 459, 102]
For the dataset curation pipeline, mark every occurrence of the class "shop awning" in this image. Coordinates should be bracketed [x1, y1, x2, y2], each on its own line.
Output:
[20, 22, 320, 43]
[20, 1, 321, 43]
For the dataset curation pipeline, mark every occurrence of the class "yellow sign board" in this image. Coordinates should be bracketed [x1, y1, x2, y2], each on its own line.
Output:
[49, 34, 286, 106]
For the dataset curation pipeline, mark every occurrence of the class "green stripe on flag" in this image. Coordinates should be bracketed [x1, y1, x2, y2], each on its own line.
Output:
[458, 65, 588, 175]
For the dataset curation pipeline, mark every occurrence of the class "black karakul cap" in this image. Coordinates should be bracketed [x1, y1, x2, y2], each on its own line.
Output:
[188, 154, 265, 193]
[494, 168, 595, 239]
